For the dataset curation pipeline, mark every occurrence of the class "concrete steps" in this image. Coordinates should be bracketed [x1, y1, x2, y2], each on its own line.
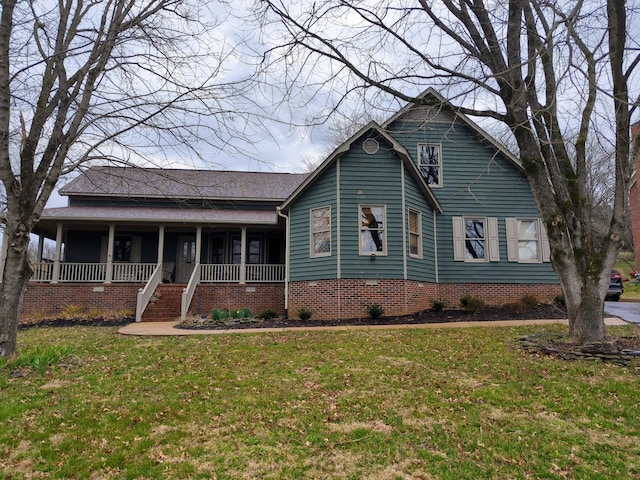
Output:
[141, 284, 185, 322]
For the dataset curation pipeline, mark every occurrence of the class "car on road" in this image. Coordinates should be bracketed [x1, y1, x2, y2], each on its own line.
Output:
[606, 272, 624, 302]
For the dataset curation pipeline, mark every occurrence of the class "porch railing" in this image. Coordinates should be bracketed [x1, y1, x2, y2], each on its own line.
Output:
[30, 262, 155, 283]
[29, 262, 285, 283]
[199, 264, 284, 283]
[113, 263, 156, 282]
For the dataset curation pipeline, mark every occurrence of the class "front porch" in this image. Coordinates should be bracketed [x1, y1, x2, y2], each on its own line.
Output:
[8, 219, 287, 322]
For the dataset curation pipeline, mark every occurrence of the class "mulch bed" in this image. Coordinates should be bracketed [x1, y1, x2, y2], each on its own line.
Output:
[175, 303, 568, 330]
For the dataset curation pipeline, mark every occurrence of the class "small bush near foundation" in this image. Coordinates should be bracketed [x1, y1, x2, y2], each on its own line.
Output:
[296, 307, 313, 321]
[520, 294, 539, 309]
[431, 299, 445, 312]
[460, 295, 486, 313]
[554, 294, 566, 307]
[211, 308, 230, 321]
[258, 308, 278, 320]
[366, 304, 385, 319]
[60, 304, 85, 319]
[504, 295, 540, 315]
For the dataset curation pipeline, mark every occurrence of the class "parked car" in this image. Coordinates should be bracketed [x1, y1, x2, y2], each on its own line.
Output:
[606, 272, 624, 302]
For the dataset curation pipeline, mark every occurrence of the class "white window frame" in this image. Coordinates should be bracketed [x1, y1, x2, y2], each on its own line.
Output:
[452, 216, 499, 262]
[359, 204, 387, 256]
[310, 206, 332, 258]
[408, 208, 422, 258]
[506, 218, 551, 263]
[417, 143, 442, 187]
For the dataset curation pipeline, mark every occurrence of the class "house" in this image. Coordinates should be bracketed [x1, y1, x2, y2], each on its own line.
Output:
[7, 89, 560, 322]
[630, 122, 640, 270]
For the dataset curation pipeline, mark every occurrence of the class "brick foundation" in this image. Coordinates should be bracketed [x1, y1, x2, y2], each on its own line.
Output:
[189, 283, 285, 317]
[288, 279, 561, 320]
[21, 280, 561, 322]
[21, 282, 285, 321]
[21, 283, 141, 318]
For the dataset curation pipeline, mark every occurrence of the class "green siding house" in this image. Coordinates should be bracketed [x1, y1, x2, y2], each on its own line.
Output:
[12, 89, 559, 321]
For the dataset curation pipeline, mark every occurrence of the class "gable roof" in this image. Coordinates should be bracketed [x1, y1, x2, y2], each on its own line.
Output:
[280, 122, 442, 213]
[60, 166, 309, 202]
[383, 87, 523, 171]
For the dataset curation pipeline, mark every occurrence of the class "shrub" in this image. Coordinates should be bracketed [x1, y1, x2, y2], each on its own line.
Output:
[231, 309, 244, 319]
[431, 299, 445, 312]
[258, 308, 278, 320]
[366, 304, 385, 319]
[554, 294, 566, 307]
[60, 304, 85, 319]
[460, 295, 486, 313]
[242, 308, 253, 319]
[210, 308, 230, 321]
[296, 307, 313, 321]
[520, 294, 539, 309]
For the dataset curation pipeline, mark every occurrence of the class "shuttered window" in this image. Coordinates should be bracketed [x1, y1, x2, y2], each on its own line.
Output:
[505, 218, 550, 263]
[452, 217, 499, 262]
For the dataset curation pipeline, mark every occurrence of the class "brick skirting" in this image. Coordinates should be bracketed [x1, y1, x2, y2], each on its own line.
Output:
[288, 279, 561, 320]
[21, 280, 561, 321]
[20, 282, 286, 320]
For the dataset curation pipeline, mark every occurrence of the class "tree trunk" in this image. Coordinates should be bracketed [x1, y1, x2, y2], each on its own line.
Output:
[562, 274, 608, 344]
[0, 226, 32, 358]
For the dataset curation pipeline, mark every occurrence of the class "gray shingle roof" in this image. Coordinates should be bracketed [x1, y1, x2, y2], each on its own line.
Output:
[39, 206, 278, 224]
[60, 166, 309, 201]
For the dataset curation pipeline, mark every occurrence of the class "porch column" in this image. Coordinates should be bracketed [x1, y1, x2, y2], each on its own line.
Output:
[195, 226, 202, 267]
[157, 226, 165, 265]
[0, 228, 8, 282]
[105, 224, 115, 283]
[239, 226, 247, 284]
[52, 224, 63, 283]
[37, 235, 44, 262]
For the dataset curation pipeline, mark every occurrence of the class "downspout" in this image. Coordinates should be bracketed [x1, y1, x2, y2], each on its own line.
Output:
[433, 211, 439, 283]
[277, 206, 290, 319]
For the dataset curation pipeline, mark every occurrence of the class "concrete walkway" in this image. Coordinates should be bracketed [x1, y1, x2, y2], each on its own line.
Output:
[118, 317, 630, 336]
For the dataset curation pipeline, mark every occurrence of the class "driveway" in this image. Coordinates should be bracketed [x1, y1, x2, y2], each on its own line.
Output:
[604, 300, 640, 324]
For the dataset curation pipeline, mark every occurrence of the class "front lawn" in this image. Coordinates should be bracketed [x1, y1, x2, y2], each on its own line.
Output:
[2, 324, 640, 479]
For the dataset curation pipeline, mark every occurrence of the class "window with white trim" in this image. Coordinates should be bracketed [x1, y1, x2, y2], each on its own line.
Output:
[408, 208, 422, 258]
[310, 206, 331, 257]
[506, 218, 550, 263]
[360, 205, 386, 254]
[417, 143, 442, 187]
[452, 217, 499, 262]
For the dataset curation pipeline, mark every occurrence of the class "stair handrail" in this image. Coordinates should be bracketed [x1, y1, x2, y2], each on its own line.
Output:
[136, 263, 163, 322]
[181, 263, 201, 321]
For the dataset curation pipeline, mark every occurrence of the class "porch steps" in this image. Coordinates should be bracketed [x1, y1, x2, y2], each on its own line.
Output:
[141, 284, 185, 322]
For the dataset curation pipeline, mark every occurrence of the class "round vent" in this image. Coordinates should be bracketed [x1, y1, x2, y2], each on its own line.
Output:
[362, 138, 379, 154]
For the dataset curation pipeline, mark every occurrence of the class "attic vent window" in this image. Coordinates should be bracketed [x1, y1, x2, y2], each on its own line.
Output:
[362, 138, 379, 154]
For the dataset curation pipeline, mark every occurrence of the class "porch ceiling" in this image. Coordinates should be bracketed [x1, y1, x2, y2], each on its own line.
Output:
[35, 205, 279, 236]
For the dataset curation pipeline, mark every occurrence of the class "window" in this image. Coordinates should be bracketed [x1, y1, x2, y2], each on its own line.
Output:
[113, 236, 132, 262]
[506, 218, 550, 263]
[452, 217, 499, 262]
[310, 206, 331, 257]
[408, 209, 422, 258]
[360, 205, 386, 254]
[418, 143, 442, 187]
[247, 236, 262, 264]
[464, 218, 486, 260]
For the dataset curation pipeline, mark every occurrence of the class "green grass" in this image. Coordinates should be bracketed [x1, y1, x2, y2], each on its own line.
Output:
[1, 324, 640, 479]
[615, 251, 640, 300]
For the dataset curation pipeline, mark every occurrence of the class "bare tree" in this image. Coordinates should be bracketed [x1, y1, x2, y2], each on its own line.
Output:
[0, 0, 264, 357]
[259, 0, 639, 344]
